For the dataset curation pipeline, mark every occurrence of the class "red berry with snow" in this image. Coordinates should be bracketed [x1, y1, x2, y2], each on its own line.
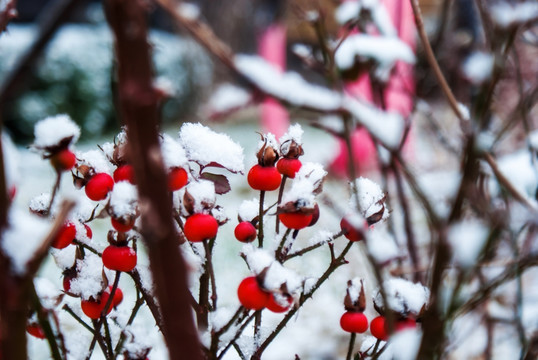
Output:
[102, 245, 137, 272]
[50, 148, 76, 172]
[84, 224, 93, 240]
[395, 318, 416, 332]
[168, 167, 188, 191]
[81, 293, 112, 319]
[52, 222, 76, 249]
[183, 213, 219, 242]
[111, 217, 135, 233]
[247, 164, 281, 191]
[107, 286, 123, 307]
[85, 173, 114, 201]
[340, 311, 368, 333]
[370, 316, 388, 340]
[279, 212, 313, 230]
[266, 293, 292, 313]
[234, 221, 257, 243]
[237, 276, 269, 310]
[277, 158, 302, 178]
[340, 217, 364, 242]
[113, 164, 135, 184]
[26, 324, 46, 339]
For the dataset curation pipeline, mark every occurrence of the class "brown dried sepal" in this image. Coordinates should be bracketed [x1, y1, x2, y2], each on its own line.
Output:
[344, 279, 366, 312]
[34, 136, 75, 158]
[366, 194, 387, 226]
[277, 200, 317, 215]
[280, 139, 304, 159]
[72, 164, 95, 189]
[256, 133, 279, 167]
[107, 230, 129, 246]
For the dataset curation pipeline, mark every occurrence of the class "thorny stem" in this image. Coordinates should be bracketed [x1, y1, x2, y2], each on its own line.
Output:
[73, 240, 102, 257]
[127, 269, 163, 331]
[346, 333, 356, 360]
[391, 160, 421, 282]
[258, 190, 265, 248]
[275, 228, 292, 262]
[46, 172, 62, 216]
[113, 288, 145, 358]
[409, 0, 465, 123]
[275, 176, 288, 234]
[86, 271, 121, 360]
[253, 241, 354, 358]
[204, 238, 218, 310]
[103, 317, 114, 359]
[30, 283, 63, 360]
[63, 304, 95, 334]
[216, 311, 258, 360]
[284, 231, 344, 261]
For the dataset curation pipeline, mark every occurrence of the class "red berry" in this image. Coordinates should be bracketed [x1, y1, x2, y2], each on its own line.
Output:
[277, 158, 302, 178]
[278, 212, 313, 230]
[168, 167, 188, 191]
[266, 293, 292, 313]
[113, 164, 136, 184]
[85, 173, 114, 201]
[340, 217, 364, 242]
[26, 324, 46, 339]
[84, 224, 93, 240]
[107, 286, 123, 307]
[111, 217, 135, 233]
[308, 203, 320, 227]
[237, 277, 269, 310]
[102, 245, 137, 272]
[340, 311, 368, 333]
[8, 185, 16, 201]
[247, 165, 281, 191]
[81, 292, 112, 319]
[395, 318, 416, 332]
[183, 213, 219, 242]
[234, 221, 257, 243]
[50, 149, 76, 172]
[52, 222, 76, 249]
[370, 316, 388, 340]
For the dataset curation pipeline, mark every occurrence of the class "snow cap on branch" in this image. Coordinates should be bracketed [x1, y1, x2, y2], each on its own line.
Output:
[349, 177, 388, 225]
[76, 149, 111, 174]
[160, 133, 188, 169]
[179, 122, 244, 173]
[33, 114, 80, 149]
[238, 198, 260, 222]
[279, 123, 304, 157]
[109, 181, 138, 218]
[182, 179, 216, 214]
[373, 278, 429, 316]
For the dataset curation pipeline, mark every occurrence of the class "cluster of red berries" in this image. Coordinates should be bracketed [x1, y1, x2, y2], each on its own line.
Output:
[237, 276, 292, 313]
[340, 313, 417, 340]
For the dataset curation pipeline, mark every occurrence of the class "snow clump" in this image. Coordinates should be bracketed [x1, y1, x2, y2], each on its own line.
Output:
[33, 114, 80, 149]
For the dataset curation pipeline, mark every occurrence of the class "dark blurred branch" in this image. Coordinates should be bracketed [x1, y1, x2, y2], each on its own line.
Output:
[104, 0, 202, 359]
[0, 0, 88, 106]
[0, 0, 17, 34]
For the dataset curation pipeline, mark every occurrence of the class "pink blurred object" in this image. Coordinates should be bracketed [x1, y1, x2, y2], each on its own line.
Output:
[258, 24, 289, 138]
[330, 0, 416, 177]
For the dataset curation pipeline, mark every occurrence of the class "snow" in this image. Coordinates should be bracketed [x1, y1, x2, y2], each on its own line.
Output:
[335, 1, 360, 24]
[490, 1, 538, 28]
[76, 149, 111, 174]
[238, 198, 260, 222]
[206, 83, 251, 113]
[69, 253, 106, 300]
[462, 51, 494, 85]
[160, 133, 189, 169]
[29, 193, 52, 214]
[1, 209, 51, 275]
[307, 229, 333, 246]
[373, 278, 430, 315]
[488, 150, 538, 202]
[279, 123, 303, 156]
[295, 162, 327, 187]
[350, 177, 387, 219]
[241, 244, 274, 275]
[177, 1, 200, 20]
[109, 181, 138, 217]
[184, 180, 216, 214]
[390, 328, 422, 360]
[179, 122, 245, 173]
[335, 34, 414, 79]
[235, 55, 342, 111]
[33, 114, 80, 149]
[34, 277, 62, 310]
[342, 97, 405, 148]
[346, 277, 363, 304]
[51, 246, 77, 270]
[448, 220, 489, 268]
[366, 227, 400, 264]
